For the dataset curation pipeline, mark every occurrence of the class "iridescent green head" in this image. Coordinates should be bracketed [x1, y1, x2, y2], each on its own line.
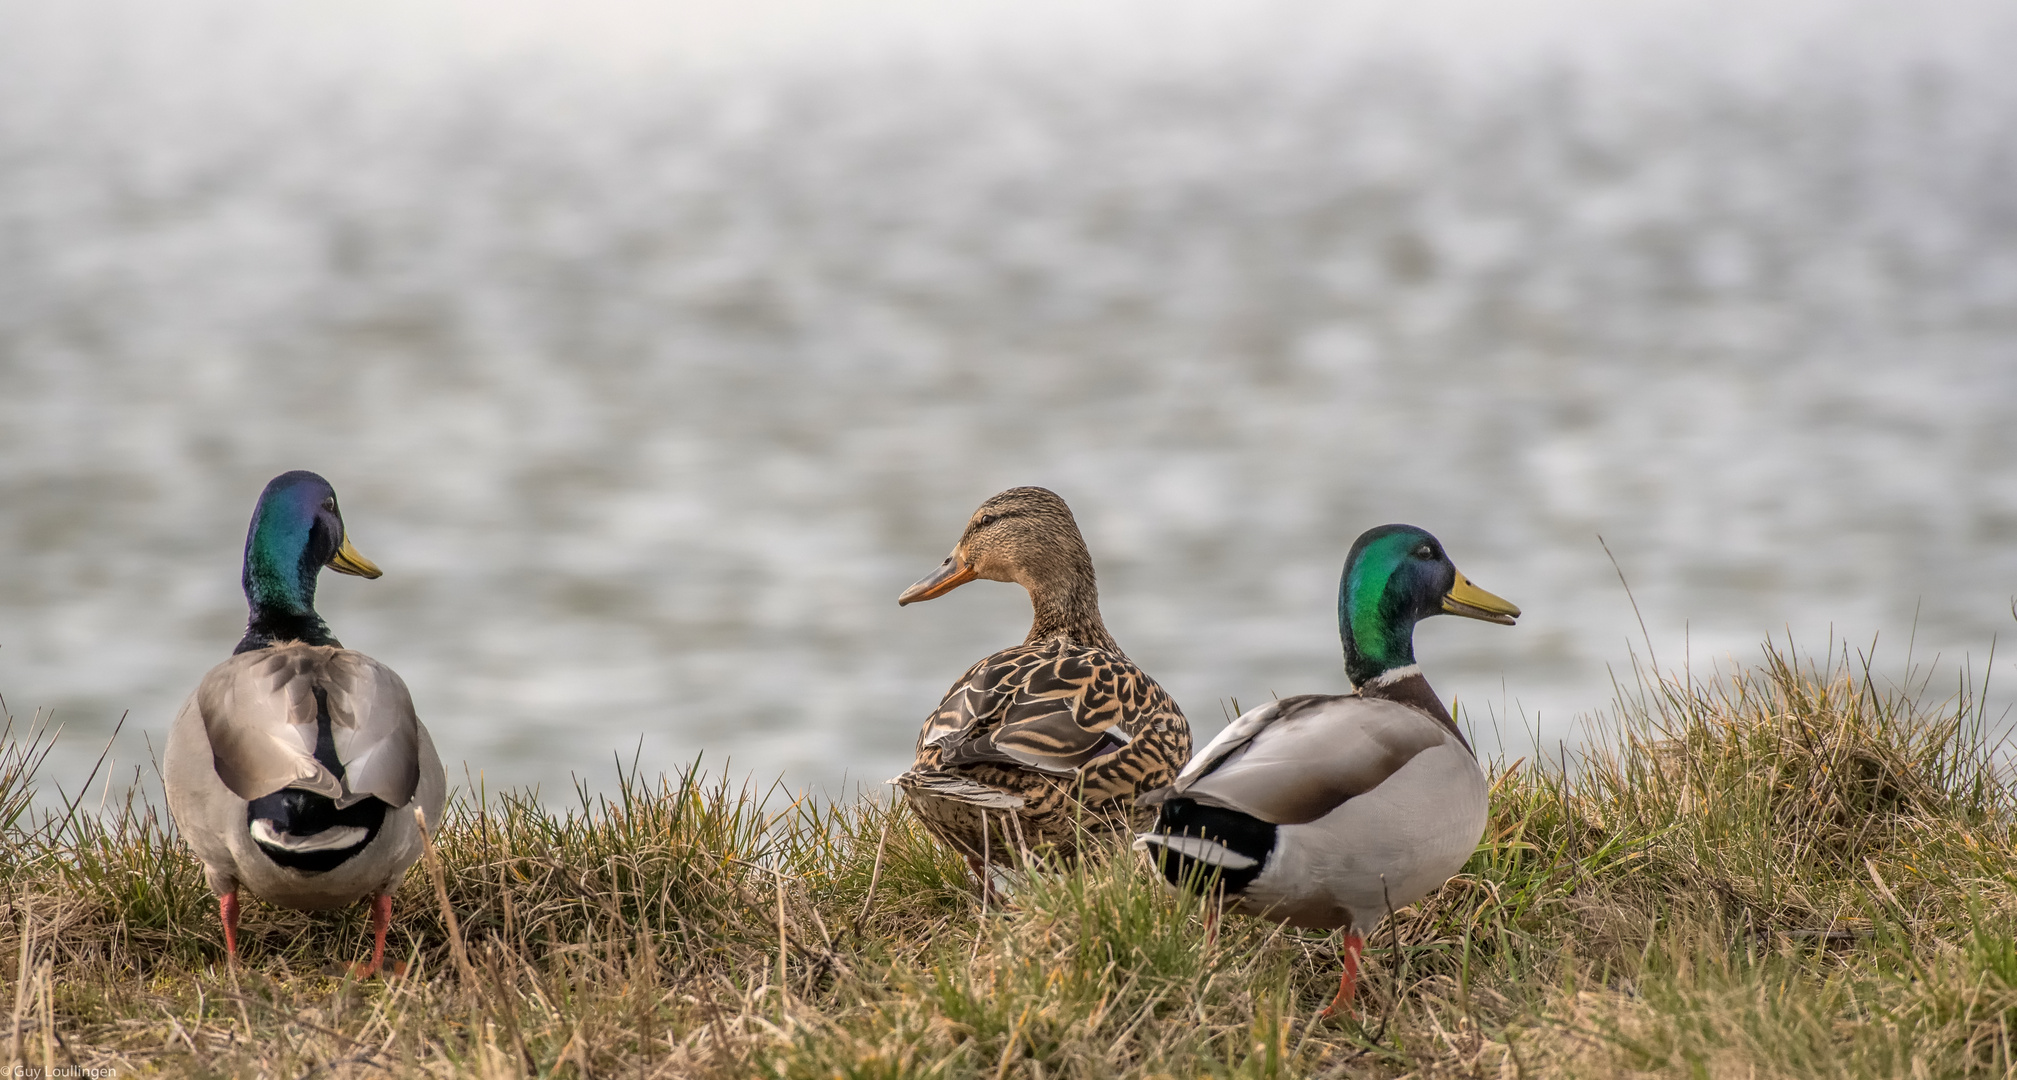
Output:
[236, 471, 381, 652]
[1337, 524, 1519, 687]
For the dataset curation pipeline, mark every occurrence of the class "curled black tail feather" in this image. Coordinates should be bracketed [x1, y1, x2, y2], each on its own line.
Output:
[246, 685, 386, 873]
[1147, 797, 1276, 895]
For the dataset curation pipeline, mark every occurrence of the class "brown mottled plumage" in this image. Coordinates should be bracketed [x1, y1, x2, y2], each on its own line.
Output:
[894, 487, 1192, 871]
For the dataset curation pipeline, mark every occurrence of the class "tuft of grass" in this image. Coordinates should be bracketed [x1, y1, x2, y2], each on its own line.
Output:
[3, 636, 2016, 1077]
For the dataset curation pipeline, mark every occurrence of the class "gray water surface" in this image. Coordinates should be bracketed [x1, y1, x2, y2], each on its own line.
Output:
[3, 1, 2016, 803]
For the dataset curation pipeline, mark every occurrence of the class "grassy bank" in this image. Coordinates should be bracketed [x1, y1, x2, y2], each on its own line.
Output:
[4, 640, 2015, 1078]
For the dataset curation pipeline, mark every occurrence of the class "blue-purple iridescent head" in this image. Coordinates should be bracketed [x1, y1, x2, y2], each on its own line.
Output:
[236, 471, 380, 651]
[1337, 524, 1519, 687]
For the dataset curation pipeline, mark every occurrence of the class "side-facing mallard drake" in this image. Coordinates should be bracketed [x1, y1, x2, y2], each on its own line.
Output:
[894, 487, 1193, 874]
[1135, 524, 1518, 1015]
[165, 471, 445, 975]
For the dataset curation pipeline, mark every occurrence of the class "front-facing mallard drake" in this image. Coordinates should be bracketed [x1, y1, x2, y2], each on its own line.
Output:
[164, 471, 445, 975]
[1135, 524, 1518, 1016]
[894, 487, 1193, 874]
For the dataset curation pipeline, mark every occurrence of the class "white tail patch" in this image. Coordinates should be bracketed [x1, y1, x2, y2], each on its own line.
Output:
[1132, 832, 1259, 870]
[250, 820, 368, 853]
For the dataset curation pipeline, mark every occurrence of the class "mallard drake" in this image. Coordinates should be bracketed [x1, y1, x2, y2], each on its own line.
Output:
[1134, 524, 1518, 1016]
[164, 471, 445, 976]
[894, 487, 1193, 875]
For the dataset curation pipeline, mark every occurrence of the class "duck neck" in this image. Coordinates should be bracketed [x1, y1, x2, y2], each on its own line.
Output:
[1340, 593, 1418, 689]
[1020, 555, 1122, 655]
[1341, 585, 1470, 752]
[1360, 664, 1469, 751]
[236, 513, 338, 654]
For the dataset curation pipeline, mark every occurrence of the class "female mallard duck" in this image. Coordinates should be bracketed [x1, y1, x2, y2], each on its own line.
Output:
[894, 487, 1193, 874]
[164, 471, 445, 975]
[1135, 524, 1518, 1016]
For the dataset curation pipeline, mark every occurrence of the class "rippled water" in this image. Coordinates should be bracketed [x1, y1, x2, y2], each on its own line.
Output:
[3, 0, 2016, 803]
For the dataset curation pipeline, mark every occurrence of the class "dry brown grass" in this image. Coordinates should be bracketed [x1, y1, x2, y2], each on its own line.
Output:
[5, 638, 2016, 1078]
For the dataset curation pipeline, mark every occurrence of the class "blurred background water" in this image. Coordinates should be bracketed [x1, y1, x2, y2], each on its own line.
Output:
[3, 0, 2016, 804]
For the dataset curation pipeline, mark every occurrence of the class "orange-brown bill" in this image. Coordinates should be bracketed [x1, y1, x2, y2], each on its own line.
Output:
[898, 553, 977, 605]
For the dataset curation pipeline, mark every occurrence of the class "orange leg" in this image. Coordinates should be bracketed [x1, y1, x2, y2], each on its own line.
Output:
[350, 893, 394, 978]
[1319, 931, 1365, 1019]
[1203, 903, 1221, 950]
[218, 892, 241, 966]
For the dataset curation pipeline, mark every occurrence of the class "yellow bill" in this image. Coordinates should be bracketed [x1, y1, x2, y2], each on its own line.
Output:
[1441, 570, 1518, 624]
[327, 535, 383, 579]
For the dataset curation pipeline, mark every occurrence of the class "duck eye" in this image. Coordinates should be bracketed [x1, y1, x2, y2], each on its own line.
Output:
[976, 514, 999, 528]
[322, 497, 337, 512]
[1414, 544, 1436, 560]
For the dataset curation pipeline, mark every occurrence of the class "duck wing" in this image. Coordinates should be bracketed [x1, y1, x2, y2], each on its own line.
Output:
[197, 644, 422, 809]
[1151, 694, 1452, 825]
[319, 650, 424, 808]
[920, 640, 1142, 776]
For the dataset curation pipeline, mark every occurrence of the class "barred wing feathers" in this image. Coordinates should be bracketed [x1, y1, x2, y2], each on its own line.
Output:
[919, 640, 1148, 775]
